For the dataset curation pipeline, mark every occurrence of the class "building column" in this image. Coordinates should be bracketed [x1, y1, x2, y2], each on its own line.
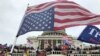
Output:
[51, 40, 53, 50]
[56, 40, 58, 46]
[61, 40, 63, 45]
[39, 40, 41, 50]
[44, 39, 48, 49]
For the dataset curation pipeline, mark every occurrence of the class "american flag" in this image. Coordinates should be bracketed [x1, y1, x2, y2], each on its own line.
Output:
[62, 36, 73, 45]
[27, 39, 33, 44]
[16, 1, 100, 37]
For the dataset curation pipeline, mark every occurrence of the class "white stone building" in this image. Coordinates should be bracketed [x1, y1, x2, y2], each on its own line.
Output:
[27, 30, 84, 50]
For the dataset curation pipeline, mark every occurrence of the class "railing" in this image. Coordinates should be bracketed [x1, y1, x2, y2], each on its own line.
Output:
[9, 52, 36, 56]
[7, 53, 100, 56]
[29, 52, 36, 56]
[6, 50, 100, 56]
[11, 53, 24, 56]
[46, 50, 100, 56]
[66, 54, 100, 56]
[51, 50, 62, 54]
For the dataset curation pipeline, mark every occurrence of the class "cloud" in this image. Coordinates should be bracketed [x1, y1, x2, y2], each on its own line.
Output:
[0, 0, 27, 45]
[0, 0, 100, 45]
[72, 0, 100, 14]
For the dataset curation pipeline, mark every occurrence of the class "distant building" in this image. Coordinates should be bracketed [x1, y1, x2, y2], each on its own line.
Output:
[27, 30, 85, 50]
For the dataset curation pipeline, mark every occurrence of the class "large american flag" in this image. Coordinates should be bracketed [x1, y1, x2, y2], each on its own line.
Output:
[16, 1, 100, 37]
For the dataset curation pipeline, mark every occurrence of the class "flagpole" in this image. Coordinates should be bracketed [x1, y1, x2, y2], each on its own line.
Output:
[10, 37, 18, 53]
[9, 3, 30, 54]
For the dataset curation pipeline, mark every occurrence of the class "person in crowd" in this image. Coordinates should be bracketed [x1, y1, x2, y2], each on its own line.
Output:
[0, 51, 5, 56]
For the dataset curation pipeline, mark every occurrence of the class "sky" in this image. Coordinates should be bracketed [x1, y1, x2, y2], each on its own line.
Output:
[0, 0, 100, 45]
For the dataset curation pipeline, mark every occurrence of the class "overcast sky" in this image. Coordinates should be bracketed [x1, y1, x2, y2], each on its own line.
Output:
[0, 0, 100, 45]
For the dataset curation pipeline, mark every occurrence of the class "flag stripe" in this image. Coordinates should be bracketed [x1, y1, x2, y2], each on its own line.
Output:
[55, 15, 85, 19]
[55, 5, 91, 13]
[54, 21, 100, 30]
[55, 8, 93, 16]
[33, 1, 79, 9]
[55, 12, 90, 16]
[55, 17, 100, 27]
[26, 2, 54, 14]
[54, 15, 99, 23]
[34, 1, 79, 9]
[26, 2, 79, 14]
[26, 1, 92, 15]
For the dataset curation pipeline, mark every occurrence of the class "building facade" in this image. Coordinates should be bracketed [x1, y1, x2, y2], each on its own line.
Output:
[27, 30, 83, 50]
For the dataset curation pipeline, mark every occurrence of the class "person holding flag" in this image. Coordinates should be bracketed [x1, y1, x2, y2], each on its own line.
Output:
[61, 35, 73, 54]
[62, 35, 73, 45]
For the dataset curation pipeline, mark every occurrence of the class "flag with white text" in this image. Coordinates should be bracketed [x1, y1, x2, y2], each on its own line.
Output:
[78, 25, 100, 44]
[16, 1, 100, 37]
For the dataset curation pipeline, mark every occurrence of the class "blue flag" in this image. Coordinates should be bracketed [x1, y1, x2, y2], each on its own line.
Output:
[78, 25, 100, 44]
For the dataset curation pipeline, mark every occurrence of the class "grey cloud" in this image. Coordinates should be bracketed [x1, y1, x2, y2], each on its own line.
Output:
[0, 0, 100, 45]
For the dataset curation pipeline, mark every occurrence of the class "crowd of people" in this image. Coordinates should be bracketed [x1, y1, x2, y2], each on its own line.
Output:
[0, 44, 100, 56]
[0, 44, 34, 56]
[36, 44, 100, 56]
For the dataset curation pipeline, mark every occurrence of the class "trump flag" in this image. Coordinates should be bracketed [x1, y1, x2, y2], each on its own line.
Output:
[78, 25, 100, 44]
[16, 1, 100, 37]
